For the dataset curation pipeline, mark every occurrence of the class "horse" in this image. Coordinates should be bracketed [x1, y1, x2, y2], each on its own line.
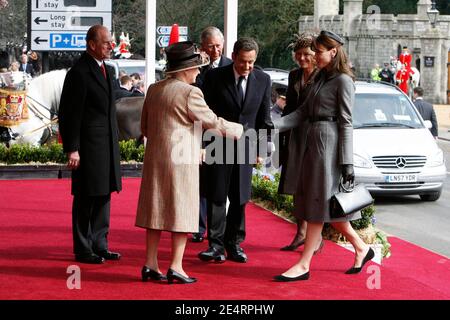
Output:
[2, 68, 144, 146]
[4, 69, 67, 146]
[410, 67, 420, 88]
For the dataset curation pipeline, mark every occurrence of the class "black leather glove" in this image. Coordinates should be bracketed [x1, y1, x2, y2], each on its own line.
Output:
[263, 120, 274, 131]
[341, 164, 355, 185]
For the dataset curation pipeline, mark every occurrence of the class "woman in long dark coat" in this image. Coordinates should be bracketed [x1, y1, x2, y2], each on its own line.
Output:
[278, 33, 320, 251]
[272, 31, 374, 281]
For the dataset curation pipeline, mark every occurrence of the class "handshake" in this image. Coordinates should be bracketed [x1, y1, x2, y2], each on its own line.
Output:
[241, 120, 274, 133]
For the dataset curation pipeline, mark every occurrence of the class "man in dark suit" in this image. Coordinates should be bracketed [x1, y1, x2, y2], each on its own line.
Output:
[413, 86, 439, 138]
[192, 26, 233, 244]
[19, 54, 35, 77]
[58, 25, 122, 264]
[198, 37, 272, 263]
[114, 75, 134, 100]
[196, 26, 233, 88]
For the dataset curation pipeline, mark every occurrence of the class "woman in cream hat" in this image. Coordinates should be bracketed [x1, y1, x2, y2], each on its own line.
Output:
[135, 41, 243, 284]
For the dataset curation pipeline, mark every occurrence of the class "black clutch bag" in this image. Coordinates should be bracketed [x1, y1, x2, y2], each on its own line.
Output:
[330, 179, 374, 218]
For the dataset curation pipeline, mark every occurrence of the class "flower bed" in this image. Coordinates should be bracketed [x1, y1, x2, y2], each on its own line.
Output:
[0, 140, 144, 164]
[0, 140, 144, 179]
[252, 167, 391, 259]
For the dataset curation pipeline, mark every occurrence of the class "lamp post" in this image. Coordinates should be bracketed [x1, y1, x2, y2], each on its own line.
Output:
[427, 0, 439, 28]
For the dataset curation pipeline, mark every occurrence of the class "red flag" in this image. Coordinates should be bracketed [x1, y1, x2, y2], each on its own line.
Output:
[168, 24, 179, 45]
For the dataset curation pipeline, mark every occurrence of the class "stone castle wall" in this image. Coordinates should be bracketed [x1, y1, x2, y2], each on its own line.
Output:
[301, 1, 450, 104]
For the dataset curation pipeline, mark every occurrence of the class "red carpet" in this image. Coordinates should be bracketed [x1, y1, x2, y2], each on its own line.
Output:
[0, 178, 449, 300]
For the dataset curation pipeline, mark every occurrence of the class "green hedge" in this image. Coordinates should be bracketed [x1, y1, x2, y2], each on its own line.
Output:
[0, 140, 144, 164]
[251, 168, 374, 231]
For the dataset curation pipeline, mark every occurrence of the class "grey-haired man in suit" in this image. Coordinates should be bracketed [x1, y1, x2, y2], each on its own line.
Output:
[59, 25, 122, 264]
[192, 27, 233, 243]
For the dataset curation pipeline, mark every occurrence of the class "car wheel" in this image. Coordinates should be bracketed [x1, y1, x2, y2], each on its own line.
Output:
[420, 191, 441, 201]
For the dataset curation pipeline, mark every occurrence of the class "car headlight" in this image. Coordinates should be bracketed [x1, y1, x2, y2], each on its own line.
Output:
[354, 154, 372, 168]
[428, 149, 444, 167]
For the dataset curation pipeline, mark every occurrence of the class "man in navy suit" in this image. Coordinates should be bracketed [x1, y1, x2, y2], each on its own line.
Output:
[58, 25, 122, 264]
[413, 87, 439, 138]
[192, 27, 233, 244]
[198, 37, 272, 263]
[19, 54, 35, 77]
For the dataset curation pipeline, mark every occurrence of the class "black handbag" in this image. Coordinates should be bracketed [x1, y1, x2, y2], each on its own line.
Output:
[330, 179, 374, 218]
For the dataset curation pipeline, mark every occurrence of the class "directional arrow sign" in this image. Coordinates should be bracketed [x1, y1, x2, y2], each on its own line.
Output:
[31, 12, 111, 31]
[29, 0, 112, 51]
[31, 31, 87, 51]
[34, 17, 48, 25]
[32, 0, 111, 11]
[157, 35, 188, 48]
[34, 37, 48, 45]
[157, 26, 188, 35]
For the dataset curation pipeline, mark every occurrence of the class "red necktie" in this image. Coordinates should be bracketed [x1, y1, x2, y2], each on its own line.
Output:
[100, 63, 107, 78]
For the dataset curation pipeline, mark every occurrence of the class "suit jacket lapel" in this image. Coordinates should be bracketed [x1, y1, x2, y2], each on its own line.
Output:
[224, 65, 241, 110]
[241, 72, 256, 112]
[85, 54, 109, 94]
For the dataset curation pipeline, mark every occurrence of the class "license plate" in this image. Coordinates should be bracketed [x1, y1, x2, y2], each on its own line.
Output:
[384, 174, 418, 183]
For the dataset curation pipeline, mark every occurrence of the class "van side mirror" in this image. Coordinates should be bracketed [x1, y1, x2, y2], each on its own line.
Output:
[424, 120, 432, 129]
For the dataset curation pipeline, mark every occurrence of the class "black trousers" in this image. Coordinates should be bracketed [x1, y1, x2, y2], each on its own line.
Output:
[197, 196, 207, 236]
[72, 193, 111, 255]
[207, 164, 246, 252]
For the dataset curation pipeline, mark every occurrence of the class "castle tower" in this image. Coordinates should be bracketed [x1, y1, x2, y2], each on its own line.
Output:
[343, 0, 363, 37]
[314, 0, 339, 29]
[417, 0, 432, 18]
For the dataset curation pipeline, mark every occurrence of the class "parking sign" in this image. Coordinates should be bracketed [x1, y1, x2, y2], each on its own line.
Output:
[28, 0, 112, 51]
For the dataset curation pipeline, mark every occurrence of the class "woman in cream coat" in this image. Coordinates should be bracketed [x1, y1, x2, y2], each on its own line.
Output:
[135, 41, 243, 284]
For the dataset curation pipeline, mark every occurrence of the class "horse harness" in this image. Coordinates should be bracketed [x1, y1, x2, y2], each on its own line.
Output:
[1, 94, 58, 144]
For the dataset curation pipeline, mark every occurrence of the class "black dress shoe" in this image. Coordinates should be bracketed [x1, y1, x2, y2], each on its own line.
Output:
[75, 253, 105, 264]
[313, 239, 324, 255]
[141, 266, 167, 282]
[95, 250, 121, 260]
[273, 271, 310, 282]
[191, 233, 205, 243]
[167, 268, 197, 284]
[198, 247, 226, 263]
[345, 247, 375, 274]
[226, 246, 247, 263]
[280, 238, 305, 251]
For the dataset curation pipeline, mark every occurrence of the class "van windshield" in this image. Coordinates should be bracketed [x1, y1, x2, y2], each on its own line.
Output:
[353, 93, 423, 129]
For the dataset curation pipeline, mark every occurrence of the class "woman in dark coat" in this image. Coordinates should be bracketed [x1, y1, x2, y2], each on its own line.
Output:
[278, 33, 320, 251]
[272, 31, 374, 281]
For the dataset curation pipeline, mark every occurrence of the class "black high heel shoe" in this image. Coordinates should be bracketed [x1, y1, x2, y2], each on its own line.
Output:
[166, 268, 197, 284]
[313, 239, 324, 255]
[280, 237, 305, 251]
[273, 271, 310, 282]
[141, 266, 167, 281]
[345, 247, 375, 274]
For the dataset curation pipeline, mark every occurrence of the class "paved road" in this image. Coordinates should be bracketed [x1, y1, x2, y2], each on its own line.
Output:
[373, 139, 450, 258]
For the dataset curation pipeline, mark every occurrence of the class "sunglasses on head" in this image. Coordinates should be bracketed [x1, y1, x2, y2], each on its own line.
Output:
[320, 30, 345, 45]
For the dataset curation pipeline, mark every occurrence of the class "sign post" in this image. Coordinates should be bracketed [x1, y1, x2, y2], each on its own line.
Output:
[156, 25, 188, 48]
[28, 0, 112, 52]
